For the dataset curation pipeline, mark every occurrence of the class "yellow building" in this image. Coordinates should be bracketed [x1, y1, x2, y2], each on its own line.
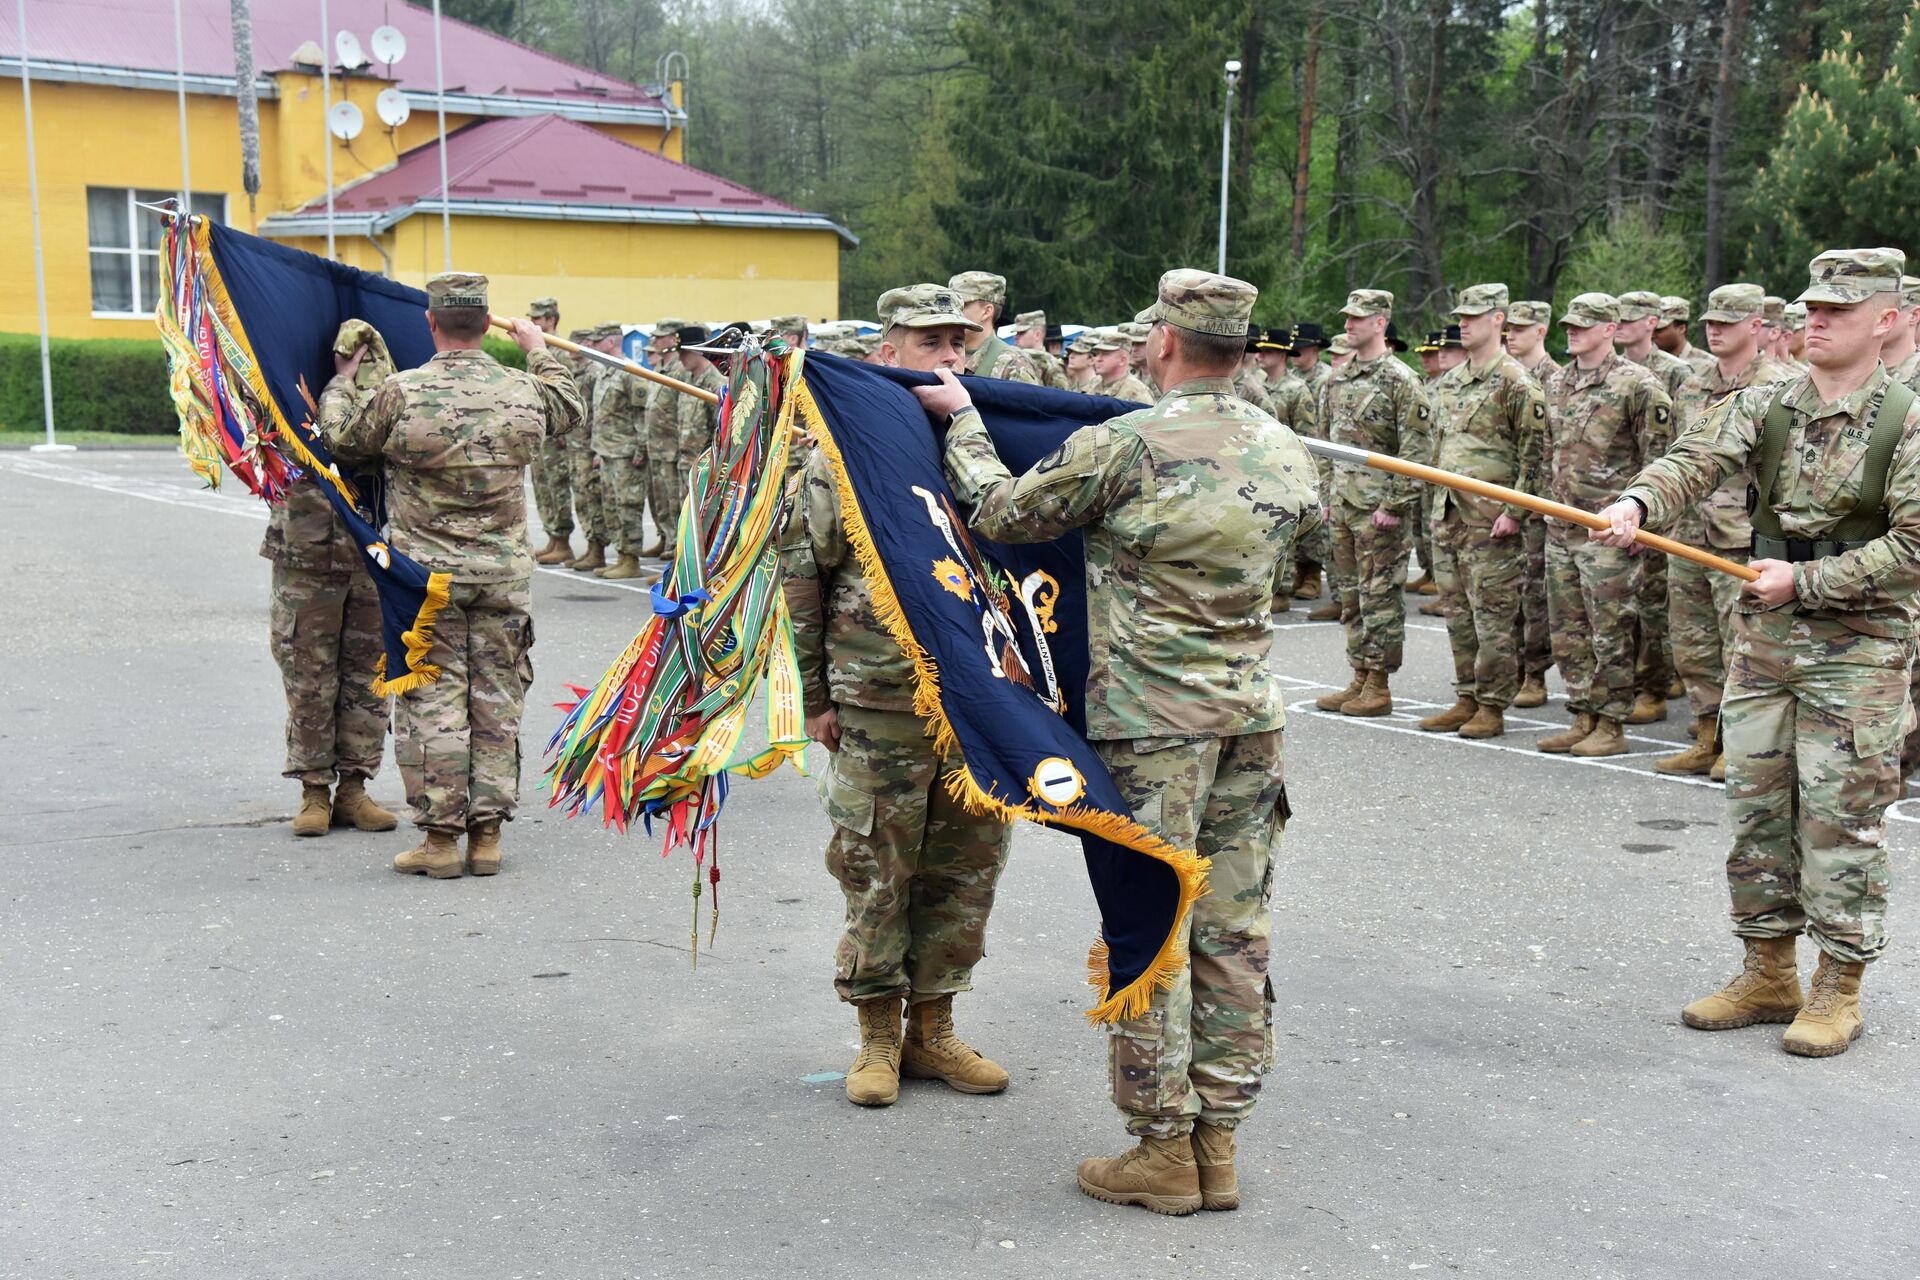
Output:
[1, 0, 851, 340]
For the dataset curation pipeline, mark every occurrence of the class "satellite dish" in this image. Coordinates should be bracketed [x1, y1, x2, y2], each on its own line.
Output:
[327, 101, 365, 141]
[370, 25, 407, 66]
[375, 88, 411, 129]
[335, 30, 368, 71]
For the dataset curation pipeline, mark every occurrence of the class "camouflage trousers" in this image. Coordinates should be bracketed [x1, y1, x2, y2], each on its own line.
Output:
[530, 434, 574, 540]
[1720, 610, 1910, 963]
[1667, 548, 1746, 719]
[819, 705, 1012, 1003]
[394, 578, 533, 834]
[269, 563, 389, 784]
[1430, 514, 1525, 709]
[1097, 730, 1284, 1139]
[1544, 527, 1642, 722]
[1635, 555, 1674, 696]
[1296, 460, 1335, 577]
[599, 452, 651, 557]
[1516, 516, 1552, 678]
[1331, 500, 1410, 674]
[647, 410, 683, 560]
[565, 430, 609, 547]
[1409, 489, 1436, 583]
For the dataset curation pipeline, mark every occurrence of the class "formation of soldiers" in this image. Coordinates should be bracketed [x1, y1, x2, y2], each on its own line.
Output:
[260, 249, 1920, 1220]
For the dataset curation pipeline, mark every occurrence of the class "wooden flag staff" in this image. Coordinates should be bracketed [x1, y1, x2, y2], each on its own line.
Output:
[1302, 437, 1761, 583]
[487, 316, 721, 405]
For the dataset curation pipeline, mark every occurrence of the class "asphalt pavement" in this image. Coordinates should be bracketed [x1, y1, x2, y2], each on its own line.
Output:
[3, 449, 1915, 1280]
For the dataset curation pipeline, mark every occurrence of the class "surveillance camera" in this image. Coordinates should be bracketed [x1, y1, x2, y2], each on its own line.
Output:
[1225, 60, 1242, 75]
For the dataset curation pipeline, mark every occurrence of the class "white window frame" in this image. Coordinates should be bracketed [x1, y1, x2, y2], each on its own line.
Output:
[87, 187, 226, 319]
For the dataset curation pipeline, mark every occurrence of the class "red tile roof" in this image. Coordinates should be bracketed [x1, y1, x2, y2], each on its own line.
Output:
[3, 0, 671, 111]
[307, 114, 804, 216]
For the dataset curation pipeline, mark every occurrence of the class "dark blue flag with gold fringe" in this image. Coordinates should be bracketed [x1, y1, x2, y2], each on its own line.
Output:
[793, 353, 1198, 1024]
[155, 211, 450, 694]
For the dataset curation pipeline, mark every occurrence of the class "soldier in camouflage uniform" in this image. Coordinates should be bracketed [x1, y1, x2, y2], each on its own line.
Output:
[1760, 296, 1793, 368]
[1651, 284, 1791, 778]
[1012, 309, 1073, 389]
[1655, 296, 1716, 378]
[1601, 247, 1920, 1058]
[324, 273, 583, 879]
[1092, 329, 1155, 402]
[1418, 286, 1546, 739]
[946, 271, 1043, 384]
[266, 319, 398, 839]
[1503, 300, 1560, 705]
[525, 298, 577, 565]
[1234, 335, 1277, 416]
[672, 326, 727, 486]
[780, 283, 1014, 1110]
[564, 325, 614, 573]
[589, 325, 655, 582]
[1617, 290, 1696, 723]
[1065, 336, 1098, 391]
[1121, 320, 1156, 393]
[1881, 276, 1919, 384]
[1535, 294, 1673, 758]
[769, 313, 809, 349]
[642, 317, 690, 562]
[1254, 328, 1330, 606]
[1289, 322, 1332, 396]
[1409, 327, 1462, 606]
[924, 267, 1320, 1217]
[1314, 289, 1432, 717]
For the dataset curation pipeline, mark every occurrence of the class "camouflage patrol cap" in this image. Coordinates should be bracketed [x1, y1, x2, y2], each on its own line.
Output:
[1761, 295, 1787, 323]
[1699, 283, 1765, 323]
[567, 327, 594, 344]
[877, 283, 983, 331]
[1328, 333, 1355, 355]
[1658, 296, 1691, 326]
[1506, 300, 1552, 328]
[1451, 283, 1510, 316]
[770, 313, 808, 333]
[1137, 268, 1257, 336]
[946, 271, 1007, 306]
[1118, 320, 1153, 343]
[588, 322, 623, 342]
[1616, 291, 1663, 322]
[426, 272, 488, 309]
[827, 335, 872, 358]
[1340, 288, 1394, 318]
[810, 321, 855, 343]
[1796, 248, 1907, 306]
[1901, 275, 1920, 308]
[1560, 292, 1619, 328]
[1012, 309, 1047, 333]
[650, 317, 688, 345]
[1782, 301, 1806, 330]
[1083, 327, 1123, 352]
[527, 296, 559, 320]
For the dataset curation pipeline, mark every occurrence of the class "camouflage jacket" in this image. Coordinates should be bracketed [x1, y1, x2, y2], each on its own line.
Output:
[1666, 353, 1793, 548]
[324, 346, 583, 582]
[1234, 368, 1276, 417]
[1320, 351, 1432, 512]
[1268, 371, 1319, 438]
[779, 446, 916, 715]
[1297, 359, 1331, 398]
[1099, 371, 1156, 404]
[1673, 342, 1716, 379]
[1624, 345, 1695, 406]
[1428, 351, 1547, 525]
[1030, 348, 1074, 390]
[1623, 367, 1920, 637]
[674, 363, 727, 466]
[944, 376, 1323, 741]
[967, 334, 1043, 384]
[1519, 351, 1561, 384]
[262, 379, 372, 573]
[642, 352, 687, 449]
[590, 359, 647, 457]
[1894, 349, 1920, 392]
[1542, 353, 1671, 513]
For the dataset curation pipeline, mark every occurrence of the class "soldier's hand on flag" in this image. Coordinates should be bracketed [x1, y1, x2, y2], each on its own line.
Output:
[910, 368, 975, 422]
[806, 707, 842, 753]
[1591, 498, 1644, 548]
[1743, 559, 1797, 606]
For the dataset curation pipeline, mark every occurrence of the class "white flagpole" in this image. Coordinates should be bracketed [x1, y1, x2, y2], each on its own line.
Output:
[171, 0, 191, 210]
[320, 0, 335, 258]
[14, 0, 71, 452]
[432, 0, 450, 270]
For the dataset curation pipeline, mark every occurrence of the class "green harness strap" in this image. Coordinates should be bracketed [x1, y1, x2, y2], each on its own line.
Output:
[1751, 377, 1915, 545]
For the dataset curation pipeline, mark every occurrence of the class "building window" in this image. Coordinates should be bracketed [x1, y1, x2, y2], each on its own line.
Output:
[87, 187, 225, 317]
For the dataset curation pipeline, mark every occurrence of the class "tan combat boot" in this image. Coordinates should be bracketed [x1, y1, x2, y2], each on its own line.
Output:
[1625, 692, 1668, 724]
[1292, 568, 1323, 600]
[1667, 676, 1686, 700]
[393, 830, 463, 879]
[466, 820, 502, 876]
[1569, 716, 1628, 757]
[596, 553, 643, 580]
[1512, 673, 1548, 708]
[533, 535, 573, 565]
[1076, 1134, 1202, 1216]
[1418, 596, 1450, 617]
[1418, 696, 1477, 733]
[1341, 670, 1392, 717]
[1191, 1121, 1239, 1211]
[1710, 752, 1726, 782]
[1782, 953, 1867, 1057]
[846, 998, 903, 1107]
[1458, 704, 1505, 739]
[901, 995, 1009, 1094]
[1681, 936, 1802, 1030]
[292, 783, 332, 837]
[1306, 599, 1343, 622]
[568, 541, 607, 572]
[332, 775, 397, 831]
[1654, 716, 1718, 776]
[1409, 573, 1438, 596]
[1316, 671, 1365, 712]
[1536, 713, 1596, 754]
[638, 530, 664, 559]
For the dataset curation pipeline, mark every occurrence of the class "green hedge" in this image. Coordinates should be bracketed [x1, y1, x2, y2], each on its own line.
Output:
[0, 331, 536, 436]
[0, 332, 177, 434]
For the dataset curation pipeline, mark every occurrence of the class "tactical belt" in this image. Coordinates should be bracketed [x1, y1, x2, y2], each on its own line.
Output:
[1748, 376, 1915, 559]
[1750, 534, 1873, 563]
